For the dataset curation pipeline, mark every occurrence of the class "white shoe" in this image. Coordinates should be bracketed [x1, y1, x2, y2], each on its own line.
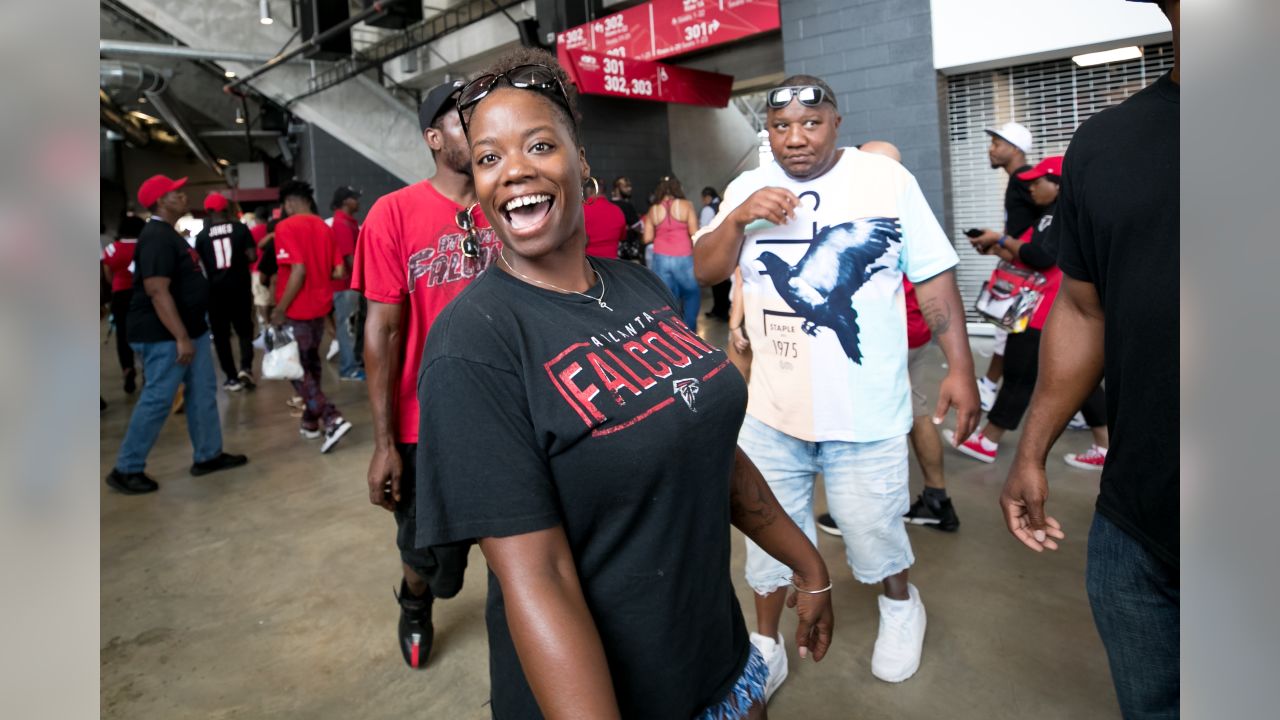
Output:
[872, 583, 926, 683]
[320, 419, 353, 453]
[299, 426, 322, 440]
[1067, 411, 1089, 430]
[327, 339, 340, 361]
[749, 631, 788, 702]
[977, 378, 998, 412]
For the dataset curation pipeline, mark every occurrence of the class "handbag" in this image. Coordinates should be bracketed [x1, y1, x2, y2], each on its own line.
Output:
[261, 325, 304, 381]
[974, 261, 1048, 333]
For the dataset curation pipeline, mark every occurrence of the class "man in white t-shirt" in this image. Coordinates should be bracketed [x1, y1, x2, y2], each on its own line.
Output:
[694, 75, 980, 693]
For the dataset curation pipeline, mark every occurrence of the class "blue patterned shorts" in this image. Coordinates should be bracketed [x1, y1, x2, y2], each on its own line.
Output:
[694, 644, 768, 720]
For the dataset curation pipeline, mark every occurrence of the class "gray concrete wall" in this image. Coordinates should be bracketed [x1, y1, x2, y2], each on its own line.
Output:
[577, 95, 671, 215]
[295, 124, 409, 222]
[667, 104, 761, 218]
[780, 0, 947, 223]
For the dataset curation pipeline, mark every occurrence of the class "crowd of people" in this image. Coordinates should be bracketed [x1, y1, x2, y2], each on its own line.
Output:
[102, 0, 1178, 716]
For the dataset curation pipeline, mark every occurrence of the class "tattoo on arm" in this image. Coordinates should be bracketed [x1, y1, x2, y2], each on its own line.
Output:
[730, 466, 778, 534]
[921, 295, 952, 336]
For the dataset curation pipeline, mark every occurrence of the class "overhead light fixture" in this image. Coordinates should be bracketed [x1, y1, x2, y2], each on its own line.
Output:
[225, 70, 236, 78]
[259, 0, 273, 25]
[137, 97, 148, 104]
[129, 111, 160, 124]
[235, 107, 246, 125]
[1072, 46, 1143, 67]
[217, 158, 231, 167]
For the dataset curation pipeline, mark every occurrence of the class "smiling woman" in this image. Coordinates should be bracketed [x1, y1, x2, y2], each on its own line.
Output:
[414, 48, 835, 720]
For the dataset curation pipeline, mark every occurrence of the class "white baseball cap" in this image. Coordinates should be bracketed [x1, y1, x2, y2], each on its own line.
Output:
[984, 121, 1033, 154]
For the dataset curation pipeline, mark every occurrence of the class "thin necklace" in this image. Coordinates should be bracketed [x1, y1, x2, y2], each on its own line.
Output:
[499, 252, 613, 311]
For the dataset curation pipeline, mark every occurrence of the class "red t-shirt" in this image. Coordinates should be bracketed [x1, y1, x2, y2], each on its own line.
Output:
[351, 180, 501, 443]
[274, 214, 339, 321]
[249, 223, 268, 272]
[583, 196, 626, 259]
[101, 238, 137, 292]
[903, 279, 931, 349]
[330, 209, 359, 292]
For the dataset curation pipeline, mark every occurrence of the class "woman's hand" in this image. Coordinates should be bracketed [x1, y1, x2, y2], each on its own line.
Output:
[730, 325, 750, 353]
[787, 572, 834, 662]
[970, 229, 1002, 253]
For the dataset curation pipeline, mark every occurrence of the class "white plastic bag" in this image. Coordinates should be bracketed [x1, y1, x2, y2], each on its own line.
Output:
[261, 325, 304, 381]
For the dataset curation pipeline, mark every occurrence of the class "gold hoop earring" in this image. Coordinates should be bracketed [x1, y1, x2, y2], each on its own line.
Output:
[583, 176, 600, 199]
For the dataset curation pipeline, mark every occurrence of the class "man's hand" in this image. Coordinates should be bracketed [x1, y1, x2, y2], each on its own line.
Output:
[367, 444, 402, 512]
[933, 370, 980, 444]
[970, 229, 1001, 254]
[729, 187, 801, 229]
[730, 326, 750, 354]
[270, 306, 286, 327]
[999, 460, 1065, 552]
[175, 336, 195, 365]
[786, 583, 834, 662]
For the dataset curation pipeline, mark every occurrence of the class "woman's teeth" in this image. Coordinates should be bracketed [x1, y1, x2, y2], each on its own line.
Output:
[504, 194, 553, 230]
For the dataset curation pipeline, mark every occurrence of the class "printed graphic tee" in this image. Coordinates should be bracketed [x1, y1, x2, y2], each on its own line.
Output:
[696, 148, 959, 442]
[194, 220, 255, 293]
[274, 214, 338, 321]
[1055, 71, 1179, 566]
[416, 258, 750, 719]
[351, 180, 500, 444]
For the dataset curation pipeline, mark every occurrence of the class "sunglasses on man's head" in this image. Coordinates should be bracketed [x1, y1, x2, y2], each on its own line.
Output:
[766, 85, 834, 109]
[456, 64, 576, 136]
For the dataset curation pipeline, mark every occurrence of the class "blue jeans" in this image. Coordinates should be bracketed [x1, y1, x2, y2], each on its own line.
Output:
[651, 253, 701, 331]
[333, 289, 363, 377]
[114, 332, 222, 473]
[739, 415, 913, 589]
[1086, 512, 1180, 719]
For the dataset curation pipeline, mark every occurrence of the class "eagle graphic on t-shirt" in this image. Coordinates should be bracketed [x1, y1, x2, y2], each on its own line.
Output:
[755, 217, 901, 364]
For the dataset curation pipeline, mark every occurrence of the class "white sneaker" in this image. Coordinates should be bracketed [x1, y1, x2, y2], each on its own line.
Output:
[749, 632, 788, 702]
[327, 339, 340, 361]
[299, 426, 322, 440]
[872, 583, 926, 683]
[977, 378, 998, 412]
[320, 419, 353, 453]
[1067, 411, 1089, 430]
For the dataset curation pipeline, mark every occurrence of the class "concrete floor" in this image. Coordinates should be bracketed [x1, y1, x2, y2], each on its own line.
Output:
[100, 302, 1120, 719]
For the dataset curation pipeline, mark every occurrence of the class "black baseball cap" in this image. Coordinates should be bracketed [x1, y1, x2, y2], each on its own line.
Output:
[330, 186, 361, 209]
[419, 80, 465, 132]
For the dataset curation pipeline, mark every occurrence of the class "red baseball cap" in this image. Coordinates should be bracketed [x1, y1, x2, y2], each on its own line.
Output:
[1017, 156, 1064, 181]
[203, 192, 230, 212]
[137, 174, 188, 208]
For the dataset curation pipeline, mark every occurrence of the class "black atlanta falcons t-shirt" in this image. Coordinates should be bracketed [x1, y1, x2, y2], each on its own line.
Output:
[416, 257, 750, 719]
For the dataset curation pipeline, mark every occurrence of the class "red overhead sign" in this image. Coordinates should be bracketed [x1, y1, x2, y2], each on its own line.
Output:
[566, 50, 733, 107]
[556, 0, 780, 65]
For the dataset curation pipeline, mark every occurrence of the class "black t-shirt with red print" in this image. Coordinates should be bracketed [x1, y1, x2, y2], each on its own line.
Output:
[129, 217, 209, 342]
[416, 258, 750, 719]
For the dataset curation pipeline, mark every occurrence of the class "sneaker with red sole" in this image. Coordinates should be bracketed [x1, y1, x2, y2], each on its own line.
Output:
[942, 429, 998, 464]
[1064, 445, 1107, 470]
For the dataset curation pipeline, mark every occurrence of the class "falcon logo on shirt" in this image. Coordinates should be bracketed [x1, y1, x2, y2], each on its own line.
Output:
[673, 378, 700, 412]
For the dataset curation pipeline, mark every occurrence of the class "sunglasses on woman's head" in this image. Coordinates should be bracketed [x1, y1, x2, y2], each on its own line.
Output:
[766, 85, 834, 109]
[456, 64, 576, 136]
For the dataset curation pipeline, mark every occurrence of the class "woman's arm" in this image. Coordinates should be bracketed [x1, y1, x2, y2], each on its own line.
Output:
[730, 448, 834, 660]
[682, 199, 699, 238]
[642, 209, 655, 246]
[481, 527, 621, 720]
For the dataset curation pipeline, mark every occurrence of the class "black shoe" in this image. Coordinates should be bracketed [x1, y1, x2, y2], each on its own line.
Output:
[123, 368, 137, 394]
[237, 370, 256, 390]
[395, 580, 435, 670]
[190, 452, 249, 476]
[817, 512, 842, 537]
[106, 468, 158, 495]
[904, 494, 960, 532]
